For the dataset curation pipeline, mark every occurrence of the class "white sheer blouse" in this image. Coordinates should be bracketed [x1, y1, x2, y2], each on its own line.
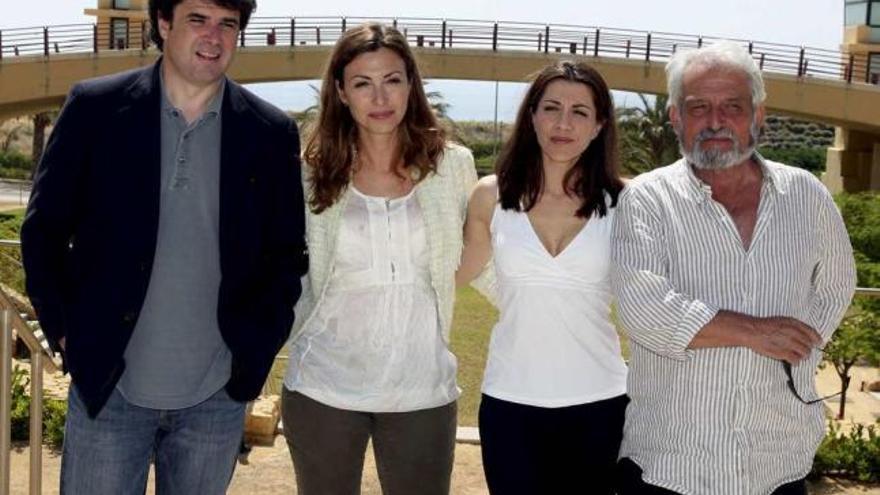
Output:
[285, 185, 459, 412]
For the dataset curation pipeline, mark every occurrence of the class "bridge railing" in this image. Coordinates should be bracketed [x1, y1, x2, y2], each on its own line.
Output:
[1, 17, 876, 85]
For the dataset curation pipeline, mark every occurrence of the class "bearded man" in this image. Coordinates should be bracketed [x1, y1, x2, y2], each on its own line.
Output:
[611, 41, 856, 495]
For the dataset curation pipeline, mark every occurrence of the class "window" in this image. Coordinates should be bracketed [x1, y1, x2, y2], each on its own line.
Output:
[846, 1, 868, 25]
[869, 53, 880, 84]
[871, 1, 880, 25]
[110, 18, 129, 49]
[113, 0, 131, 9]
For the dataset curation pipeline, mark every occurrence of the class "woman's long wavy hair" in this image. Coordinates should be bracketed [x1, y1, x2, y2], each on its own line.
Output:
[304, 23, 447, 213]
[496, 61, 623, 218]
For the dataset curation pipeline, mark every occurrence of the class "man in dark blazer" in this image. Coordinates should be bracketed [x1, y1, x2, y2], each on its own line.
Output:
[20, 0, 306, 493]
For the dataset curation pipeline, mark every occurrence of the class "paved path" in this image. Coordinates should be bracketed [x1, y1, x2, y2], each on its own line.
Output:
[0, 179, 30, 208]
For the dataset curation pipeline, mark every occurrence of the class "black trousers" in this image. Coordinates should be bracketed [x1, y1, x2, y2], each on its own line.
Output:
[479, 393, 628, 495]
[616, 458, 808, 495]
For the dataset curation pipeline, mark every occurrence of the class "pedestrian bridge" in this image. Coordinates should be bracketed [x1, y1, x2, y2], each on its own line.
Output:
[0, 17, 879, 189]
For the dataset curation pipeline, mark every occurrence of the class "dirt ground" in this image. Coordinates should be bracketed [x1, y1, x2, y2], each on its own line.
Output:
[8, 361, 880, 494]
[10, 436, 880, 494]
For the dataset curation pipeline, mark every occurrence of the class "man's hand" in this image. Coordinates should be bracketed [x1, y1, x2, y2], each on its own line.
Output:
[744, 317, 821, 364]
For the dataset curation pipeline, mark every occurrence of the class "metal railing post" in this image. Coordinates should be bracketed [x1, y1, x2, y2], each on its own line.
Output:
[341, 17, 347, 33]
[441, 20, 446, 49]
[141, 21, 147, 50]
[239, 29, 244, 47]
[583, 35, 588, 54]
[492, 23, 498, 51]
[759, 53, 765, 70]
[29, 352, 42, 495]
[847, 54, 854, 84]
[748, 41, 753, 54]
[43, 27, 49, 57]
[316, 27, 321, 45]
[698, 36, 703, 48]
[645, 33, 651, 62]
[290, 18, 295, 46]
[0, 309, 11, 495]
[625, 39, 631, 58]
[93, 24, 98, 53]
[593, 29, 599, 57]
[544, 25, 549, 53]
[798, 46, 805, 76]
[0, 31, 4, 61]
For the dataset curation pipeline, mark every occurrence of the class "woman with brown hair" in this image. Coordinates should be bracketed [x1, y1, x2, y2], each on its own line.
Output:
[456, 61, 628, 494]
[281, 22, 476, 495]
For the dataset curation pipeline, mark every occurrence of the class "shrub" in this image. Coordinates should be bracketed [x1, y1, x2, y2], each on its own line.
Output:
[812, 421, 880, 482]
[10, 364, 67, 449]
[0, 167, 32, 180]
[758, 146, 826, 172]
[0, 151, 31, 171]
[836, 192, 880, 262]
[474, 154, 496, 177]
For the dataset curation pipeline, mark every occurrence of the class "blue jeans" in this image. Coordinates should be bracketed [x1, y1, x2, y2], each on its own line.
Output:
[61, 383, 246, 495]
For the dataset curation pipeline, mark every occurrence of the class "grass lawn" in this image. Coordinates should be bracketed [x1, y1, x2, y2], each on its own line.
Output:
[449, 286, 497, 426]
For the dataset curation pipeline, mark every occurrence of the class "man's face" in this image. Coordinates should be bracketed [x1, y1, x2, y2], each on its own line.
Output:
[158, 0, 240, 89]
[670, 65, 765, 170]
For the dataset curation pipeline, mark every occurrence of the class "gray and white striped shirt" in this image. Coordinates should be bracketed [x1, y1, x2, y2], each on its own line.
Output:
[611, 156, 856, 495]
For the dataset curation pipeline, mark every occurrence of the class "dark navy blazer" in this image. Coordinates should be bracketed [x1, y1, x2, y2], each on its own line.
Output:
[21, 61, 307, 417]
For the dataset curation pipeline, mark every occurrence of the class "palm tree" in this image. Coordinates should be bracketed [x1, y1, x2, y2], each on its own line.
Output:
[617, 94, 679, 175]
[425, 88, 451, 120]
[0, 119, 28, 153]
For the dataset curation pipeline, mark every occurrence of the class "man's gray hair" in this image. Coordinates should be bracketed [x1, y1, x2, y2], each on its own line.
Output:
[665, 41, 766, 110]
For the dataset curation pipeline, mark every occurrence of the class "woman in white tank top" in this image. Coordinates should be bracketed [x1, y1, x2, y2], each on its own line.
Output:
[457, 61, 628, 494]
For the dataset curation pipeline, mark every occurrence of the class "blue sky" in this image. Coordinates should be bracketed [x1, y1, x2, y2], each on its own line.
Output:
[5, 0, 844, 121]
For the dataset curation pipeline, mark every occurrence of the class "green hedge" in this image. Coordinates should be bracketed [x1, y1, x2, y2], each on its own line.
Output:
[0, 151, 31, 171]
[10, 366, 67, 448]
[812, 421, 880, 482]
[758, 146, 826, 172]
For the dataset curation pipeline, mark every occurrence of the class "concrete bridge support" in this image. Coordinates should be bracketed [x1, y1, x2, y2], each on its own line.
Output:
[824, 127, 880, 193]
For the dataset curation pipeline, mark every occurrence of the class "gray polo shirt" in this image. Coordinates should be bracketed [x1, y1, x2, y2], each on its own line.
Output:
[117, 72, 230, 409]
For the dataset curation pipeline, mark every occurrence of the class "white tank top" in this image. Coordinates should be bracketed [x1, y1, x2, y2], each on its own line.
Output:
[481, 202, 628, 407]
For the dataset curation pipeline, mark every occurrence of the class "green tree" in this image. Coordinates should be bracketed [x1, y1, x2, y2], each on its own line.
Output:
[31, 111, 54, 174]
[1, 119, 28, 153]
[289, 84, 321, 132]
[823, 308, 880, 419]
[835, 191, 880, 312]
[617, 94, 679, 175]
[425, 85, 451, 121]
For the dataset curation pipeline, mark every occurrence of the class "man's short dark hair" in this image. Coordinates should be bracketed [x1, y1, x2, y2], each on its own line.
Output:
[149, 0, 256, 51]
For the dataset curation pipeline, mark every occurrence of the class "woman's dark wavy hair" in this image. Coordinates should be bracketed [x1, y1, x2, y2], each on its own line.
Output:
[149, 0, 256, 51]
[496, 61, 623, 218]
[304, 22, 447, 213]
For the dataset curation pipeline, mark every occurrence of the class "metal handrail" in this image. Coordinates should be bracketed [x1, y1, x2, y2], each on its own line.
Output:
[0, 16, 877, 85]
[0, 300, 53, 495]
[0, 238, 55, 495]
